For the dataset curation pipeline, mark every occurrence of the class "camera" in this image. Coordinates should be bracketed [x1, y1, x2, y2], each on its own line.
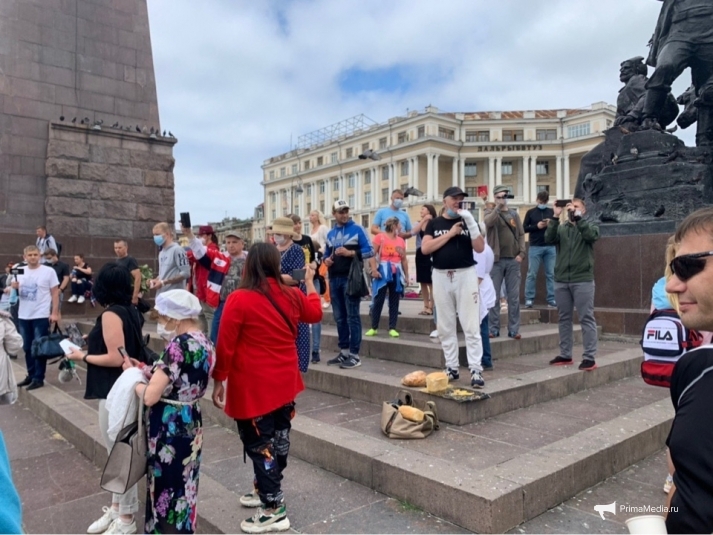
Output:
[568, 210, 582, 223]
[504, 194, 515, 199]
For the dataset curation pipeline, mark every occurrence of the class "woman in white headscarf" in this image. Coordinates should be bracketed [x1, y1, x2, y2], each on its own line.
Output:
[125, 289, 215, 534]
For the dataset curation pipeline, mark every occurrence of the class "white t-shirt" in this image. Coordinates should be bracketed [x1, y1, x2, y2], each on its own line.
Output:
[474, 241, 496, 322]
[17, 265, 59, 320]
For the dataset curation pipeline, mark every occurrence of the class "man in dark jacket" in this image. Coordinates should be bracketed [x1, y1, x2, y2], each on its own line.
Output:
[523, 190, 556, 308]
[545, 198, 599, 370]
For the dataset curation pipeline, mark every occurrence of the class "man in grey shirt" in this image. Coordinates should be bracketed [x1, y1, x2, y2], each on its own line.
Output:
[149, 222, 190, 295]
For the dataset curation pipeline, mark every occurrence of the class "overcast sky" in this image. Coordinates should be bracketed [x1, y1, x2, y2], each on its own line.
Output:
[147, 0, 695, 225]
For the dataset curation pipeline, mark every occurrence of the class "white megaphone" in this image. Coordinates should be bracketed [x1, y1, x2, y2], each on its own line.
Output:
[594, 501, 616, 520]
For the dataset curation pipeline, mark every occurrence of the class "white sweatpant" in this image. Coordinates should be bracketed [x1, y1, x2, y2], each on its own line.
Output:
[432, 267, 483, 373]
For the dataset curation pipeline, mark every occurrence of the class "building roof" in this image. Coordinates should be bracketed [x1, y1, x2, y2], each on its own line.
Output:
[439, 109, 588, 121]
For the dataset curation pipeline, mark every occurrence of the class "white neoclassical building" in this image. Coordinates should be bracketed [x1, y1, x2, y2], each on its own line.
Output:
[262, 102, 616, 234]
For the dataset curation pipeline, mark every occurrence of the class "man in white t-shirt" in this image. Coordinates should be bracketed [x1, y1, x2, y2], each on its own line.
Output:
[12, 245, 60, 390]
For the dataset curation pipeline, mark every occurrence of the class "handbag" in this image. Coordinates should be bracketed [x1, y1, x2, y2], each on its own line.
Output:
[101, 392, 147, 493]
[346, 254, 369, 298]
[31, 324, 66, 361]
[380, 390, 439, 439]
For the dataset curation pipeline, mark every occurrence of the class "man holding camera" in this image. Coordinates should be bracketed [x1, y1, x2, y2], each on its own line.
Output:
[545, 199, 599, 370]
[484, 185, 526, 339]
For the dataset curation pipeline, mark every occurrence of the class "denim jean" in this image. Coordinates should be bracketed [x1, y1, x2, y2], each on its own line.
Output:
[211, 300, 225, 345]
[524, 246, 556, 303]
[480, 315, 492, 368]
[19, 317, 50, 383]
[311, 279, 321, 354]
[329, 276, 362, 355]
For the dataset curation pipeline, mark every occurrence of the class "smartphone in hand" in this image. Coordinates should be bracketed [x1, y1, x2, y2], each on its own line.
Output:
[59, 339, 81, 355]
[554, 199, 572, 208]
[180, 212, 191, 228]
[292, 269, 306, 281]
[118, 346, 128, 359]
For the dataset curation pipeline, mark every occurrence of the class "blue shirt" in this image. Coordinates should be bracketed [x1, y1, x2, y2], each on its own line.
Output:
[324, 220, 374, 278]
[0, 432, 21, 535]
[373, 207, 412, 233]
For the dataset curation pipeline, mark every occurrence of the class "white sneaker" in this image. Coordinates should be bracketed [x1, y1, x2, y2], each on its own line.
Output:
[429, 330, 438, 338]
[240, 488, 263, 508]
[322, 302, 330, 309]
[78, 295, 86, 304]
[103, 518, 136, 534]
[87, 506, 117, 534]
[68, 295, 78, 303]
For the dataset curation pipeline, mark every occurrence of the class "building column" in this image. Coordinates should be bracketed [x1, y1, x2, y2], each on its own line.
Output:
[298, 184, 306, 217]
[412, 156, 419, 194]
[522, 156, 530, 203]
[556, 156, 563, 199]
[459, 157, 466, 190]
[325, 177, 331, 209]
[311, 180, 317, 212]
[433, 154, 440, 198]
[372, 166, 378, 207]
[426, 152, 434, 200]
[451, 157, 458, 187]
[355, 171, 362, 211]
[495, 156, 502, 186]
[488, 157, 495, 199]
[563, 155, 571, 199]
[529, 157, 538, 203]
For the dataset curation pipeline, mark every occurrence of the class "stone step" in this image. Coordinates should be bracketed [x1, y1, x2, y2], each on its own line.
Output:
[304, 342, 643, 425]
[319, 323, 597, 368]
[200, 376, 672, 533]
[323, 300, 541, 335]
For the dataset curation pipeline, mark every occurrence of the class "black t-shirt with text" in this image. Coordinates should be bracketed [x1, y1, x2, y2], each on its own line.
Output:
[665, 346, 713, 534]
[116, 255, 140, 273]
[424, 216, 476, 270]
[50, 261, 71, 288]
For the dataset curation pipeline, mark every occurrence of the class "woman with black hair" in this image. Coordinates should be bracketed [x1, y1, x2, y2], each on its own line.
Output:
[413, 204, 437, 315]
[67, 262, 147, 535]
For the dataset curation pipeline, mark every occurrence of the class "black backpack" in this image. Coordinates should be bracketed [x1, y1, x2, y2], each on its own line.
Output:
[48, 234, 63, 257]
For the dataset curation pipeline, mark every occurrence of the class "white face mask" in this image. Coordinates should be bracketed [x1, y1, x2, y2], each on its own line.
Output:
[273, 235, 286, 246]
[200, 236, 208, 246]
[156, 322, 177, 341]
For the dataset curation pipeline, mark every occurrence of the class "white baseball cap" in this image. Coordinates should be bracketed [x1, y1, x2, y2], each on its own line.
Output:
[333, 199, 349, 211]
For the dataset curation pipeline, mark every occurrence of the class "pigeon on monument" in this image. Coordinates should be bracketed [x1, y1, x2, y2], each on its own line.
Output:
[141, 125, 148, 134]
[71, 117, 77, 123]
[168, 131, 175, 138]
[149, 126, 154, 134]
[163, 130, 166, 136]
[111, 122, 119, 128]
[135, 125, 141, 133]
[59, 115, 64, 121]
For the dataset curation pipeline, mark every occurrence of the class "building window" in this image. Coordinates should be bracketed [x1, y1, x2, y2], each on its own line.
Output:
[317, 156, 323, 166]
[348, 174, 355, 188]
[362, 142, 369, 152]
[361, 215, 369, 228]
[501, 161, 513, 175]
[536, 129, 557, 141]
[536, 161, 549, 175]
[464, 163, 477, 177]
[280, 167, 286, 177]
[319, 181, 325, 193]
[303, 160, 310, 170]
[379, 137, 387, 149]
[271, 209, 276, 220]
[364, 191, 371, 206]
[381, 166, 389, 181]
[381, 188, 389, 204]
[320, 200, 325, 213]
[348, 194, 355, 207]
[438, 127, 455, 140]
[400, 160, 409, 176]
[364, 170, 371, 184]
[332, 177, 339, 190]
[537, 185, 550, 194]
[417, 125, 425, 138]
[400, 183, 408, 192]
[502, 130, 524, 141]
[568, 122, 590, 138]
[330, 152, 337, 163]
[346, 147, 353, 158]
[466, 130, 490, 142]
[269, 170, 275, 180]
[397, 131, 407, 144]
[306, 202, 311, 214]
[465, 187, 477, 197]
[306, 184, 312, 195]
[291, 164, 297, 175]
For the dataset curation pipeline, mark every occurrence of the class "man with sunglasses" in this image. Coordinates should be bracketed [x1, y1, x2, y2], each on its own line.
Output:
[663, 207, 713, 534]
[545, 198, 599, 371]
[484, 185, 526, 340]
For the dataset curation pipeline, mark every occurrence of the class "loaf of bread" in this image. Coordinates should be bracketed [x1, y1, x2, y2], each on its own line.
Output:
[426, 371, 449, 393]
[398, 405, 425, 423]
[401, 370, 428, 387]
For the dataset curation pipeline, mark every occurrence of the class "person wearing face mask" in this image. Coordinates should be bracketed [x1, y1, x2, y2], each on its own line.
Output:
[484, 185, 526, 340]
[545, 198, 599, 371]
[370, 189, 413, 239]
[523, 190, 557, 308]
[184, 224, 230, 339]
[66, 263, 147, 535]
[421, 187, 486, 388]
[149, 222, 190, 296]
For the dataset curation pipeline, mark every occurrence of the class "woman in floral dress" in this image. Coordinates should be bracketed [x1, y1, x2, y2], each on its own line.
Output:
[128, 289, 215, 534]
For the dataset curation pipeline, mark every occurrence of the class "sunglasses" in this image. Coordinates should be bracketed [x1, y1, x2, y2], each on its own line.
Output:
[669, 251, 713, 282]
[495, 195, 507, 199]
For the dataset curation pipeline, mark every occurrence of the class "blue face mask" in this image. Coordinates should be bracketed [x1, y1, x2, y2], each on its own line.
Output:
[446, 208, 459, 218]
[537, 204, 548, 210]
[392, 199, 404, 209]
[153, 235, 165, 246]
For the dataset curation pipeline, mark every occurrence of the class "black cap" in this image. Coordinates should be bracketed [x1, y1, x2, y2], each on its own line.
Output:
[443, 186, 466, 199]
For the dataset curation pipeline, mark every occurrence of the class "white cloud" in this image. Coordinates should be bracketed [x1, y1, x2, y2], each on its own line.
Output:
[147, 0, 695, 224]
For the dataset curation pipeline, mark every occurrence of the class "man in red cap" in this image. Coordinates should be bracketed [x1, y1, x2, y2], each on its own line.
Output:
[184, 224, 230, 338]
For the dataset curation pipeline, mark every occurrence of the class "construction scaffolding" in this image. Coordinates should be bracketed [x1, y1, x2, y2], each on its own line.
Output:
[296, 114, 377, 149]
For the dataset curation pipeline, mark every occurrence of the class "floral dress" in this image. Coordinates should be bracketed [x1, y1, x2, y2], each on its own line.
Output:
[280, 243, 311, 372]
[145, 332, 215, 534]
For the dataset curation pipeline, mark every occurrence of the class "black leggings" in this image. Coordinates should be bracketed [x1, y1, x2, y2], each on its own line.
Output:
[371, 279, 400, 330]
[236, 402, 295, 508]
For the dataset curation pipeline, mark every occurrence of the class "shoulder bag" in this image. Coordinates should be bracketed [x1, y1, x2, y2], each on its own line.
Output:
[100, 391, 147, 494]
[31, 324, 66, 361]
[381, 390, 439, 439]
[123, 305, 160, 364]
[346, 253, 369, 298]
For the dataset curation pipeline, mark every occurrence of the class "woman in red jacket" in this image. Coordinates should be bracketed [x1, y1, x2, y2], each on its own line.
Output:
[212, 242, 322, 534]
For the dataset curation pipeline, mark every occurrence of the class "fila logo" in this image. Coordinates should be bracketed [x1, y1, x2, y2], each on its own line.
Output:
[646, 329, 674, 341]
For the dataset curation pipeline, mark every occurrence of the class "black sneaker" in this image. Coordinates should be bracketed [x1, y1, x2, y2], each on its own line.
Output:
[470, 370, 485, 388]
[26, 381, 44, 391]
[547, 301, 557, 308]
[489, 331, 499, 339]
[444, 367, 459, 381]
[17, 376, 31, 388]
[549, 356, 573, 366]
[482, 363, 494, 371]
[339, 355, 361, 369]
[327, 353, 347, 366]
[311, 351, 320, 363]
[578, 359, 597, 371]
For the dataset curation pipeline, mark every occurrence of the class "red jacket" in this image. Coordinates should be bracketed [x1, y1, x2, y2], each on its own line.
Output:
[187, 239, 230, 308]
[213, 279, 322, 420]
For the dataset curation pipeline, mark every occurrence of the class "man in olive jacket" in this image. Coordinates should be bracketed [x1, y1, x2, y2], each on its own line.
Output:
[545, 198, 599, 370]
